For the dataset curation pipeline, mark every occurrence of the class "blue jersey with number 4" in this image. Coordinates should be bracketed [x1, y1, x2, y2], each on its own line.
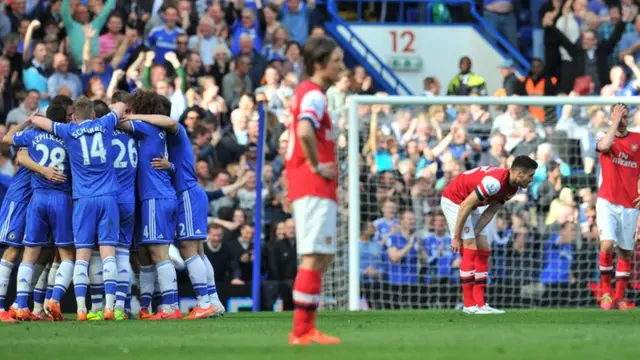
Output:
[131, 120, 175, 200]
[112, 129, 137, 204]
[13, 128, 71, 193]
[53, 111, 120, 199]
[167, 124, 198, 193]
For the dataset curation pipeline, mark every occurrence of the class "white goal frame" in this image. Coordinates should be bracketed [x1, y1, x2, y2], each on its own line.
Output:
[346, 95, 640, 311]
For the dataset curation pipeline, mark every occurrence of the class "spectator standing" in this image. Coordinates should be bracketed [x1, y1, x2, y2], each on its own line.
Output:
[498, 59, 520, 95]
[6, 89, 39, 125]
[146, 5, 186, 65]
[188, 17, 219, 70]
[278, 0, 316, 46]
[222, 55, 253, 109]
[519, 58, 558, 123]
[228, 2, 264, 56]
[47, 53, 83, 99]
[484, 0, 518, 48]
[446, 56, 488, 96]
[98, 14, 124, 62]
[61, 0, 116, 66]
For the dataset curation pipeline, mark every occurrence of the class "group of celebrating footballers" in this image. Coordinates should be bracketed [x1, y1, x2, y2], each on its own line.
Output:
[0, 87, 229, 323]
[0, 33, 635, 343]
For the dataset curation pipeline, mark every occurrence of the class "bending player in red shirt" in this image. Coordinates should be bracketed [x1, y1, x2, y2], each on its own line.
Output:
[595, 103, 640, 310]
[284, 36, 344, 345]
[441, 156, 537, 314]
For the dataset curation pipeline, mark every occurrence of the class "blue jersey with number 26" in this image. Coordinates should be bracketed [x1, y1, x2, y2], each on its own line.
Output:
[12, 128, 71, 193]
[112, 129, 137, 204]
[53, 111, 120, 199]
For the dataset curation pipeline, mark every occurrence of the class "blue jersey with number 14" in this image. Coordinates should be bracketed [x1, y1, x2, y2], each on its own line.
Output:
[112, 129, 137, 204]
[53, 111, 120, 199]
[167, 124, 198, 193]
[131, 120, 175, 200]
[12, 128, 71, 193]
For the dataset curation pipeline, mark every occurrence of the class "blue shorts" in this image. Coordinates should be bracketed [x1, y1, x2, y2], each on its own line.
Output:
[140, 198, 177, 245]
[0, 199, 28, 247]
[74, 195, 119, 249]
[176, 186, 208, 241]
[118, 202, 135, 249]
[23, 190, 73, 248]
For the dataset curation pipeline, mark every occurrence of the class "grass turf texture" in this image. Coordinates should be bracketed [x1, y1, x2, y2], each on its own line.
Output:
[0, 310, 639, 359]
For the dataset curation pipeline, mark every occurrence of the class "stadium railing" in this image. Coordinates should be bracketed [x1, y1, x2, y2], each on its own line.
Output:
[328, 95, 640, 311]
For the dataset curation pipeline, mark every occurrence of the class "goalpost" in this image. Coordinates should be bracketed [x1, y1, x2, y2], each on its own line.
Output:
[328, 95, 640, 312]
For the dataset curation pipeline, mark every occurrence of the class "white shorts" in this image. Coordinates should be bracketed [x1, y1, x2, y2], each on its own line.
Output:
[596, 197, 639, 250]
[292, 196, 337, 255]
[441, 197, 491, 240]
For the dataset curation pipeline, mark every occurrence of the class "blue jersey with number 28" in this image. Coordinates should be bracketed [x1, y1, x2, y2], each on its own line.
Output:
[12, 128, 71, 193]
[53, 111, 120, 199]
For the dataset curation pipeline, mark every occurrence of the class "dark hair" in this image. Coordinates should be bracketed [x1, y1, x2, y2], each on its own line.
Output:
[50, 94, 73, 109]
[193, 125, 209, 138]
[158, 95, 171, 116]
[511, 155, 538, 172]
[92, 99, 110, 117]
[112, 90, 130, 103]
[46, 103, 69, 123]
[163, 5, 178, 13]
[613, 102, 630, 113]
[128, 89, 160, 114]
[547, 160, 559, 173]
[302, 36, 337, 78]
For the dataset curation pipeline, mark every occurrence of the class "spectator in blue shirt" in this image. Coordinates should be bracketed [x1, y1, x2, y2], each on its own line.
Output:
[278, 0, 315, 45]
[146, 5, 186, 65]
[540, 222, 577, 306]
[47, 53, 83, 99]
[229, 7, 264, 56]
[387, 210, 420, 308]
[23, 41, 50, 108]
[618, 15, 640, 62]
[421, 212, 459, 285]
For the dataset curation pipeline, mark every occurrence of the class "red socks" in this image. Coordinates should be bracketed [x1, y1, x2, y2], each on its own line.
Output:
[474, 249, 490, 307]
[599, 251, 614, 296]
[615, 258, 631, 302]
[292, 268, 322, 337]
[460, 248, 476, 308]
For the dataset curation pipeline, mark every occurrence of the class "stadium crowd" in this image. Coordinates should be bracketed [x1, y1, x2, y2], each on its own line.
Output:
[0, 0, 638, 312]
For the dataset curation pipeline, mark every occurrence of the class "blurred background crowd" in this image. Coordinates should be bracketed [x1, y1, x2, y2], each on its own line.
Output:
[0, 0, 639, 310]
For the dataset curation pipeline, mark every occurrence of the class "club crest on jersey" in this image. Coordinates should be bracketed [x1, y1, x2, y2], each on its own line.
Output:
[8, 233, 15, 240]
[463, 226, 470, 234]
[633, 144, 638, 152]
[324, 236, 332, 245]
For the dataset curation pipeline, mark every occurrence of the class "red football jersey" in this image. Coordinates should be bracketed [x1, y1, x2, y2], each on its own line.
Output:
[596, 131, 640, 208]
[285, 80, 337, 202]
[442, 166, 519, 205]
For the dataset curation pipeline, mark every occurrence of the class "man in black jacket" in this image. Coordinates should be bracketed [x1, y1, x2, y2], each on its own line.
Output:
[204, 223, 243, 285]
[269, 218, 297, 309]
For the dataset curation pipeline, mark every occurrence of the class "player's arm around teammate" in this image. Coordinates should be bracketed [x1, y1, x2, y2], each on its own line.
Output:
[16, 149, 67, 183]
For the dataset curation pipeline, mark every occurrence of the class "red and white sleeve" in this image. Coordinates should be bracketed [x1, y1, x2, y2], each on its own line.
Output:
[297, 90, 326, 129]
[474, 176, 501, 201]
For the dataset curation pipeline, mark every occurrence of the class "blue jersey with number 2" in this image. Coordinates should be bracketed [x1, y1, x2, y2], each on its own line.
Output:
[53, 111, 120, 199]
[12, 128, 71, 193]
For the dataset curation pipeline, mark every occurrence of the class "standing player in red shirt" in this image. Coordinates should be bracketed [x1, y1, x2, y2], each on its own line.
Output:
[441, 156, 537, 314]
[595, 103, 640, 311]
[285, 36, 344, 345]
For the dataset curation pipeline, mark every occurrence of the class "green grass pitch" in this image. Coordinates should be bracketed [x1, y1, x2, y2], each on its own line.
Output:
[1, 310, 639, 360]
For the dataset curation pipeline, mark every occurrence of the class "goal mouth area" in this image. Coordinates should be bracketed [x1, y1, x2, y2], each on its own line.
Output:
[341, 95, 640, 311]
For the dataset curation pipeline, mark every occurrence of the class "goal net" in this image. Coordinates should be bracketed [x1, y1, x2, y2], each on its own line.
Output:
[321, 95, 640, 311]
